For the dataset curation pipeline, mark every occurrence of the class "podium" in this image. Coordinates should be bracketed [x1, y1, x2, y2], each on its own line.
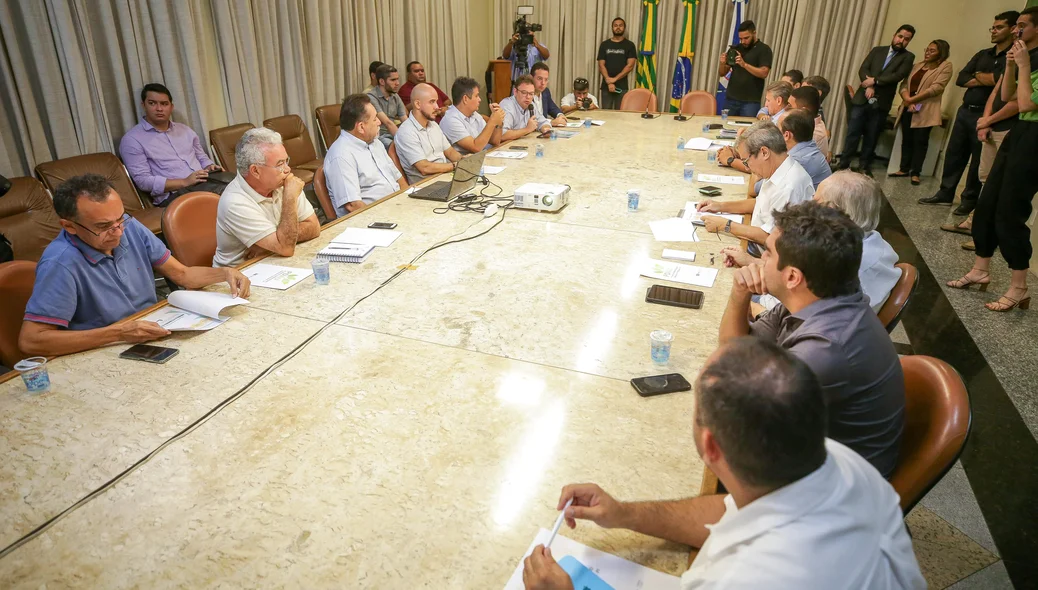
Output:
[487, 59, 512, 103]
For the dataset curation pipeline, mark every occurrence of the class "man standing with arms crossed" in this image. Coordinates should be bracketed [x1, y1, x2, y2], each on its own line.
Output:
[597, 17, 637, 110]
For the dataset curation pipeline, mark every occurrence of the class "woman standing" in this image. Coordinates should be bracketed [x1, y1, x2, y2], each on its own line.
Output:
[889, 40, 952, 185]
[948, 8, 1038, 312]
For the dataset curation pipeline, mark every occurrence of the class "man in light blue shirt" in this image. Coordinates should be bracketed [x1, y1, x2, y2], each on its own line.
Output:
[395, 84, 463, 185]
[499, 75, 552, 141]
[439, 77, 505, 155]
[324, 94, 407, 217]
[753, 110, 832, 194]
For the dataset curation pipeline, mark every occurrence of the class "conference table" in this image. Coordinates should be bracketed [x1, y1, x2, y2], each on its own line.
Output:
[0, 110, 751, 587]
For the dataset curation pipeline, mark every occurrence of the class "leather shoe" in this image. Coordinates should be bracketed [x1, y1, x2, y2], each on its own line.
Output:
[953, 203, 974, 216]
[962, 240, 975, 251]
[940, 222, 971, 235]
[918, 195, 953, 205]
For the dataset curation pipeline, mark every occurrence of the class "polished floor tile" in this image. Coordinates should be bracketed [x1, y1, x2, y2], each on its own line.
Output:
[907, 506, 999, 588]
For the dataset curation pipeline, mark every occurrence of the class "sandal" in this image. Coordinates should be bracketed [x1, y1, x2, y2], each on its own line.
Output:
[888, 171, 910, 178]
[986, 289, 1030, 312]
[940, 221, 972, 235]
[947, 268, 990, 291]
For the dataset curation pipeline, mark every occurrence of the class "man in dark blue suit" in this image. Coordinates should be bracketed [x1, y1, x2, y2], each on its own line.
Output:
[531, 62, 567, 127]
[837, 25, 917, 176]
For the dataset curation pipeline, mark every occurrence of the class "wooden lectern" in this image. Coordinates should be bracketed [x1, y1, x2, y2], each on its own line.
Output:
[487, 59, 512, 103]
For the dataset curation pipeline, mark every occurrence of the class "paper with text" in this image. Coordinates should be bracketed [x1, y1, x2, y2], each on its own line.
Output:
[242, 263, 313, 290]
[487, 150, 529, 159]
[682, 202, 744, 225]
[142, 291, 249, 331]
[641, 258, 718, 288]
[696, 173, 745, 185]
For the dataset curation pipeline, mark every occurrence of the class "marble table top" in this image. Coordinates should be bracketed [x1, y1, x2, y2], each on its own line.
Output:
[0, 111, 752, 587]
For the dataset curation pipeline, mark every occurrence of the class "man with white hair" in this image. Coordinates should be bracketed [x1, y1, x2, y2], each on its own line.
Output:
[394, 83, 463, 185]
[214, 127, 321, 267]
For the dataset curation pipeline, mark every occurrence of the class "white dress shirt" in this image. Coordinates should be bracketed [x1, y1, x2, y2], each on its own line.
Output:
[393, 112, 452, 184]
[751, 155, 815, 233]
[439, 105, 488, 154]
[861, 230, 901, 311]
[214, 173, 315, 268]
[682, 439, 925, 590]
[323, 130, 402, 216]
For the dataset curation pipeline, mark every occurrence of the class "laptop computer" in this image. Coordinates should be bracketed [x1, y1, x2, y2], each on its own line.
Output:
[409, 150, 488, 202]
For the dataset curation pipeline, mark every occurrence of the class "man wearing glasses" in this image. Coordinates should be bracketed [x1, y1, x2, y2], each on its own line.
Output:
[920, 11, 1019, 212]
[19, 174, 251, 357]
[214, 128, 321, 268]
[499, 75, 551, 141]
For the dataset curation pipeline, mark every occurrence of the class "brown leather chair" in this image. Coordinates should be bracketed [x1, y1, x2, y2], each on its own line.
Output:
[619, 89, 658, 113]
[387, 142, 406, 178]
[877, 263, 918, 333]
[263, 114, 322, 185]
[680, 91, 717, 116]
[891, 355, 971, 514]
[209, 123, 255, 171]
[35, 153, 163, 235]
[314, 104, 342, 153]
[312, 167, 337, 221]
[0, 260, 36, 368]
[0, 177, 61, 261]
[161, 192, 220, 268]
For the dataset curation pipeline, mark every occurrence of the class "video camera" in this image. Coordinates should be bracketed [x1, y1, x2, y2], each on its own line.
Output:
[512, 5, 542, 74]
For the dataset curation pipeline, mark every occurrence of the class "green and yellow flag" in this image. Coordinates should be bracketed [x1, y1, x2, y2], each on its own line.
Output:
[670, 0, 698, 112]
[636, 0, 660, 93]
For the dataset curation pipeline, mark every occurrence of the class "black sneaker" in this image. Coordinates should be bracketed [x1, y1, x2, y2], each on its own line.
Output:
[918, 195, 953, 205]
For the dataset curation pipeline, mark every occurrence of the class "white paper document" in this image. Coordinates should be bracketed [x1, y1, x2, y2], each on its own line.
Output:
[697, 173, 745, 185]
[565, 121, 584, 128]
[143, 291, 249, 331]
[641, 258, 719, 288]
[482, 165, 506, 175]
[662, 249, 697, 262]
[241, 263, 313, 290]
[681, 202, 744, 225]
[591, 120, 605, 126]
[487, 150, 528, 159]
[503, 528, 680, 590]
[331, 227, 401, 247]
[683, 137, 714, 150]
[649, 218, 700, 242]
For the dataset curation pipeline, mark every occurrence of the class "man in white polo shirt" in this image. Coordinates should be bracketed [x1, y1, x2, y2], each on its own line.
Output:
[439, 76, 505, 155]
[323, 94, 407, 218]
[698, 121, 814, 254]
[214, 128, 321, 267]
[394, 83, 463, 185]
[521, 337, 924, 590]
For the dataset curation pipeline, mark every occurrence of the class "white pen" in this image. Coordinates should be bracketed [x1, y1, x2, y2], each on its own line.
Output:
[546, 498, 574, 549]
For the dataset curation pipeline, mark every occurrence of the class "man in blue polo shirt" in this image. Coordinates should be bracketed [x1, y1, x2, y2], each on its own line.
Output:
[19, 174, 250, 357]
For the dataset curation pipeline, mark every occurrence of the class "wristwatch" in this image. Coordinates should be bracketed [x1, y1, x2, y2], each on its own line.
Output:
[725, 155, 736, 167]
[724, 220, 732, 233]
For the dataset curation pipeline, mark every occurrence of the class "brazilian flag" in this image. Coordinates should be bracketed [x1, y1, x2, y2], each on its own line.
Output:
[636, 0, 659, 93]
[670, 0, 697, 112]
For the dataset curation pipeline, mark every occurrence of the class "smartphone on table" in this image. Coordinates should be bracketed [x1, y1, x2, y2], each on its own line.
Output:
[631, 373, 692, 397]
[368, 222, 397, 230]
[119, 344, 179, 364]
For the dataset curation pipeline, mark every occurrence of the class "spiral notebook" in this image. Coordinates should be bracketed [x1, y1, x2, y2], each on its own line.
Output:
[316, 243, 375, 263]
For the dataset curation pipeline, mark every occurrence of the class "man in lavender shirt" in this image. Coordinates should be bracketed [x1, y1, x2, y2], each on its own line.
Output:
[119, 83, 226, 206]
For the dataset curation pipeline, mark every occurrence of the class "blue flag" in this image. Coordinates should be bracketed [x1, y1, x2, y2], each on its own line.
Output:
[715, 0, 748, 114]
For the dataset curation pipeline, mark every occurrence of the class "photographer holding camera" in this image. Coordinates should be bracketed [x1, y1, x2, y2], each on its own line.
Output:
[597, 17, 638, 110]
[718, 21, 774, 117]
[503, 13, 550, 83]
[561, 78, 599, 113]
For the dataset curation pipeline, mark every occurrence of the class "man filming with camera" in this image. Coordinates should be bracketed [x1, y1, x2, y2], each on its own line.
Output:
[718, 20, 774, 117]
[503, 11, 549, 83]
[597, 17, 638, 110]
[561, 77, 599, 113]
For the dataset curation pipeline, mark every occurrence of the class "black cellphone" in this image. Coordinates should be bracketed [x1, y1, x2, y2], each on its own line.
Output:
[646, 284, 705, 309]
[631, 373, 692, 397]
[567, 116, 581, 121]
[120, 344, 179, 364]
[698, 188, 722, 197]
[508, 145, 528, 151]
[368, 222, 397, 229]
[699, 185, 721, 192]
[725, 46, 740, 66]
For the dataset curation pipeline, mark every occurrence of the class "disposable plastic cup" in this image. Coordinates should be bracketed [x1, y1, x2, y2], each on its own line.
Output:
[14, 357, 51, 394]
[650, 330, 673, 365]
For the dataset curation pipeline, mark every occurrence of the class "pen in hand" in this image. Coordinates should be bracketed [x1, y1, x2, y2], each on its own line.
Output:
[546, 498, 574, 549]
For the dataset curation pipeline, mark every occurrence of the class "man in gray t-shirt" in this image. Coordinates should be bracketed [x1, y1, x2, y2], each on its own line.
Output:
[718, 201, 904, 478]
[366, 64, 407, 148]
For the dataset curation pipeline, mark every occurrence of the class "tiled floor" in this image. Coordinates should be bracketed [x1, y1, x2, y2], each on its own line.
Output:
[877, 169, 1035, 589]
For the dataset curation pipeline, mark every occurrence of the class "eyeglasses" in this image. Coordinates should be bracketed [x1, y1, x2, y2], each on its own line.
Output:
[516, 89, 535, 98]
[256, 158, 292, 172]
[73, 213, 130, 237]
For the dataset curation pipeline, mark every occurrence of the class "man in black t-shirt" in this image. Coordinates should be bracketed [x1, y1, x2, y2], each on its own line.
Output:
[718, 20, 774, 117]
[597, 17, 638, 109]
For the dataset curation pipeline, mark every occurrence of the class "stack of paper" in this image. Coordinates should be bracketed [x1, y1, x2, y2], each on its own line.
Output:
[683, 137, 714, 151]
[331, 227, 401, 247]
[641, 258, 719, 288]
[142, 291, 249, 331]
[696, 173, 745, 185]
[503, 528, 680, 590]
[242, 263, 313, 290]
[487, 150, 528, 159]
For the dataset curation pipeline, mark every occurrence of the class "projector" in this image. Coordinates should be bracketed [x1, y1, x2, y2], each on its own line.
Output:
[512, 183, 570, 212]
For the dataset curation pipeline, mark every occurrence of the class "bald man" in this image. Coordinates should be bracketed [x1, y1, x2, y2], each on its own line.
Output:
[394, 83, 463, 184]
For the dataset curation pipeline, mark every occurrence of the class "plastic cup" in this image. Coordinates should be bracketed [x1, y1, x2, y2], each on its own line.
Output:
[311, 259, 330, 285]
[14, 357, 51, 394]
[583, 117, 592, 128]
[677, 136, 686, 150]
[702, 123, 711, 133]
[721, 109, 729, 123]
[550, 129, 558, 141]
[627, 189, 640, 212]
[683, 162, 695, 182]
[650, 330, 673, 365]
[707, 147, 719, 164]
[535, 143, 545, 158]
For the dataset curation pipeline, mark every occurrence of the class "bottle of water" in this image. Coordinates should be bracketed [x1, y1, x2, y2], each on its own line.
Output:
[677, 136, 686, 150]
